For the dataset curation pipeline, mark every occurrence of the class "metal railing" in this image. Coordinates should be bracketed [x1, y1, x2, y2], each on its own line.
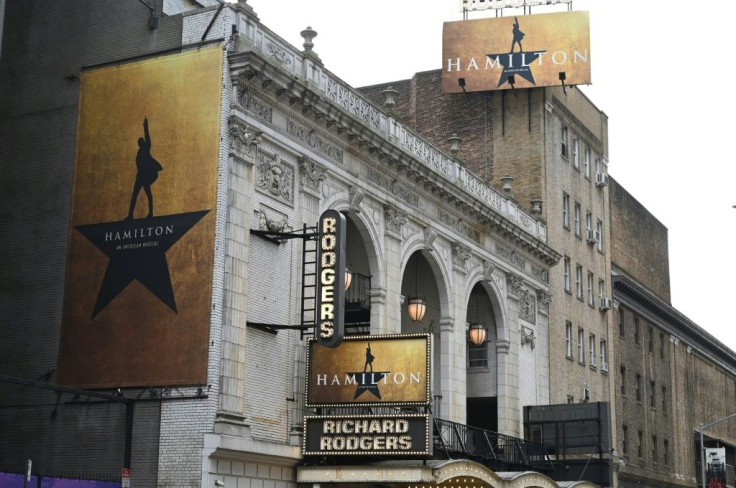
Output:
[433, 418, 550, 470]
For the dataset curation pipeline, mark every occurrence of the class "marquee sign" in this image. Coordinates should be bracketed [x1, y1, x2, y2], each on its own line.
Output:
[316, 209, 346, 348]
[306, 334, 431, 407]
[303, 414, 431, 456]
[442, 11, 590, 93]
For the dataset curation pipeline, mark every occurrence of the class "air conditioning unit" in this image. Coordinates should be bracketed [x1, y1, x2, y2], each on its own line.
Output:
[586, 229, 600, 244]
[595, 172, 609, 187]
[601, 362, 609, 372]
[582, 387, 590, 402]
[590, 357, 597, 367]
[600, 298, 613, 311]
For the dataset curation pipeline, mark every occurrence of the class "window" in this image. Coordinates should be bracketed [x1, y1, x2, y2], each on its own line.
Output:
[638, 430, 644, 457]
[619, 310, 625, 337]
[596, 219, 604, 252]
[587, 271, 594, 306]
[595, 156, 601, 175]
[578, 328, 585, 364]
[468, 339, 488, 368]
[635, 373, 641, 401]
[650, 380, 656, 407]
[598, 279, 605, 305]
[622, 425, 628, 454]
[566, 321, 573, 359]
[664, 439, 669, 465]
[562, 193, 570, 228]
[648, 326, 654, 353]
[561, 126, 568, 157]
[584, 146, 591, 178]
[662, 386, 667, 413]
[585, 211, 593, 235]
[652, 435, 657, 461]
[634, 317, 640, 345]
[564, 257, 571, 292]
[567, 395, 574, 404]
[572, 136, 579, 169]
[620, 365, 626, 395]
[600, 340, 608, 371]
[576, 265, 583, 300]
[660, 332, 665, 359]
[574, 203, 581, 237]
[589, 334, 597, 366]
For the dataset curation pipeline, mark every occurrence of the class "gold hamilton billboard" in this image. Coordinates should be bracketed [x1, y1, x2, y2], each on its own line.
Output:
[442, 11, 590, 93]
[306, 334, 431, 407]
[58, 47, 223, 388]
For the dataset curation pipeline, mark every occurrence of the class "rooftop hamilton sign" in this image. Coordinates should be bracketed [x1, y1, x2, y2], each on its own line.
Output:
[442, 11, 591, 93]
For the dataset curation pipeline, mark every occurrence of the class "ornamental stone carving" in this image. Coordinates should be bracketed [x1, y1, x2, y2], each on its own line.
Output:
[258, 209, 292, 233]
[483, 260, 496, 281]
[506, 274, 523, 298]
[298, 157, 327, 194]
[384, 205, 407, 237]
[256, 151, 293, 206]
[536, 290, 551, 315]
[520, 326, 536, 350]
[229, 117, 262, 162]
[531, 265, 549, 284]
[423, 227, 437, 251]
[349, 186, 365, 213]
[496, 243, 526, 271]
[287, 120, 343, 163]
[451, 242, 471, 268]
[238, 87, 272, 123]
[519, 289, 536, 324]
[265, 39, 293, 67]
[439, 211, 480, 243]
[368, 169, 419, 208]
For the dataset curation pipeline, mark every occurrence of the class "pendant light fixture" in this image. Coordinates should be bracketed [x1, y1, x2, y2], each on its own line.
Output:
[407, 255, 426, 322]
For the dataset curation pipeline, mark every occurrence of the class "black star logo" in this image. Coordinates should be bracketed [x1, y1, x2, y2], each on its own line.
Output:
[348, 371, 389, 400]
[487, 51, 546, 87]
[75, 211, 208, 318]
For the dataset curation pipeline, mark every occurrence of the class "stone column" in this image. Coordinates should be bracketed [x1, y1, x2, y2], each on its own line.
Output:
[497, 273, 522, 437]
[383, 204, 407, 334]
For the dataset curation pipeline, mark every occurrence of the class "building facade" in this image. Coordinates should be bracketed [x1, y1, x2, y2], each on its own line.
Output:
[0, 2, 600, 488]
[610, 179, 736, 488]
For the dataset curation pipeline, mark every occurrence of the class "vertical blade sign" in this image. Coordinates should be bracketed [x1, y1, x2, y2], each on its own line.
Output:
[316, 210, 346, 347]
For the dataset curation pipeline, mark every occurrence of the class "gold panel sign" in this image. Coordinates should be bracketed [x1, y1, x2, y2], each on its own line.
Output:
[305, 334, 430, 407]
[57, 47, 223, 388]
[442, 11, 591, 93]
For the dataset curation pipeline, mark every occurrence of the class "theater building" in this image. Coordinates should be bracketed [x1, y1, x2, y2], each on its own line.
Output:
[0, 1, 601, 487]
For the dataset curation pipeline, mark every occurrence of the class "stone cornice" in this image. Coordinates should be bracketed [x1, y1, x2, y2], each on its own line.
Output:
[612, 274, 736, 371]
[228, 50, 560, 267]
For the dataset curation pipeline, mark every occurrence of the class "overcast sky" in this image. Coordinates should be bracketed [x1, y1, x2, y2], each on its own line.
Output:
[246, 0, 736, 352]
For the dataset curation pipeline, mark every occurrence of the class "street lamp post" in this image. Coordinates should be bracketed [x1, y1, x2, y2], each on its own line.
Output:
[699, 412, 736, 488]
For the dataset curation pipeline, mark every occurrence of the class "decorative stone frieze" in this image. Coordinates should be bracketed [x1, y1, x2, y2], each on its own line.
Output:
[265, 38, 293, 67]
[238, 86, 273, 123]
[531, 264, 549, 284]
[255, 150, 293, 206]
[367, 168, 420, 208]
[384, 204, 407, 238]
[439, 210, 480, 243]
[496, 243, 526, 271]
[298, 156, 327, 196]
[287, 119, 343, 163]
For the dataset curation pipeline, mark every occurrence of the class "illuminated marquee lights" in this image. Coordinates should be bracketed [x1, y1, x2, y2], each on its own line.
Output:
[316, 210, 346, 348]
